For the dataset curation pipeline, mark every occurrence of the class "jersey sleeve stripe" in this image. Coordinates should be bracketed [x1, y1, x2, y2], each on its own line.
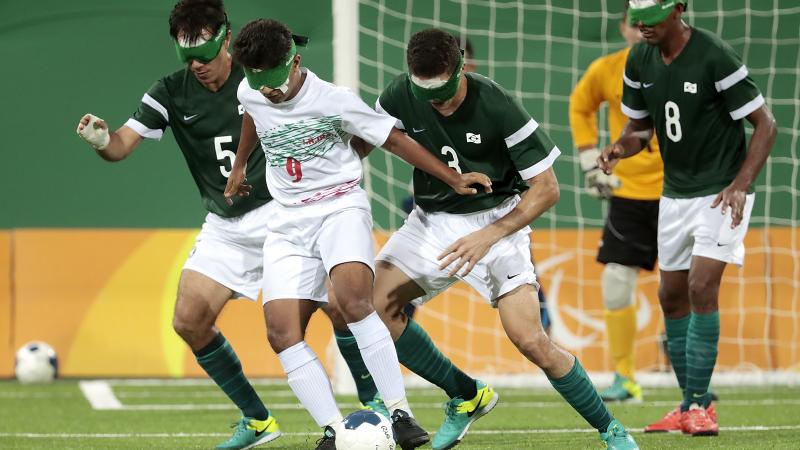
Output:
[505, 118, 539, 148]
[715, 65, 749, 92]
[375, 99, 405, 130]
[124, 118, 164, 140]
[623, 73, 641, 89]
[518, 146, 560, 180]
[621, 102, 650, 119]
[142, 93, 169, 123]
[729, 94, 765, 120]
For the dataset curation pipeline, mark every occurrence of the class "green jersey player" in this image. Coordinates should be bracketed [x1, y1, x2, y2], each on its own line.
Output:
[601, 0, 777, 436]
[369, 29, 638, 450]
[75, 1, 281, 449]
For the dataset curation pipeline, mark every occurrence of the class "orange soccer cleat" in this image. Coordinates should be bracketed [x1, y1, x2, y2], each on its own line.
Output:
[644, 403, 717, 433]
[681, 404, 719, 436]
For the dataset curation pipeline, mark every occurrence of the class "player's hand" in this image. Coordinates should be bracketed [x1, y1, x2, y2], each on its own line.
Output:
[438, 227, 502, 277]
[711, 182, 747, 227]
[580, 148, 620, 199]
[223, 166, 252, 206]
[598, 143, 625, 175]
[451, 172, 492, 195]
[76, 113, 110, 150]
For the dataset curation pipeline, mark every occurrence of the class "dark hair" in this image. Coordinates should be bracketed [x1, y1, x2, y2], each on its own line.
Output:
[407, 28, 461, 78]
[232, 19, 293, 69]
[168, 0, 228, 42]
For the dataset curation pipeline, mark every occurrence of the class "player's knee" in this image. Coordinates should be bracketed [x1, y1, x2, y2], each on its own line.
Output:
[687, 275, 721, 310]
[267, 326, 303, 354]
[602, 263, 638, 310]
[321, 304, 349, 331]
[509, 328, 552, 367]
[337, 295, 375, 322]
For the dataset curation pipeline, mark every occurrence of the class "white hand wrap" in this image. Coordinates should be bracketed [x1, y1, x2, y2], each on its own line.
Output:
[580, 148, 620, 199]
[77, 114, 110, 150]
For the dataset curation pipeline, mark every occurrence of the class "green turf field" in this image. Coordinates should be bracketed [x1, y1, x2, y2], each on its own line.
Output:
[0, 379, 798, 449]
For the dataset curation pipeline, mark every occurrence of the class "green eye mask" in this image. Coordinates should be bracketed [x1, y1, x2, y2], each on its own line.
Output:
[174, 23, 227, 64]
[243, 40, 297, 93]
[409, 53, 464, 102]
[628, 0, 686, 26]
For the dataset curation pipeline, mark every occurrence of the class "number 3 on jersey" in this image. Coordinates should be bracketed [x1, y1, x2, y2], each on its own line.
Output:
[664, 101, 682, 142]
[441, 146, 462, 174]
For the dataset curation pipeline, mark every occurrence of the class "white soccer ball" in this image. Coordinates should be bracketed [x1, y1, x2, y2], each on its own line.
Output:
[335, 410, 396, 450]
[15, 341, 58, 384]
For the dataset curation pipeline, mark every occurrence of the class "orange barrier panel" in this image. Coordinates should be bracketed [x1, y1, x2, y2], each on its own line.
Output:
[0, 231, 11, 377]
[6, 228, 799, 378]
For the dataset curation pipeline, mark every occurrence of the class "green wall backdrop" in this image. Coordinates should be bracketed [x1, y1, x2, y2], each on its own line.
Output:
[1, 0, 333, 228]
[2, 1, 797, 229]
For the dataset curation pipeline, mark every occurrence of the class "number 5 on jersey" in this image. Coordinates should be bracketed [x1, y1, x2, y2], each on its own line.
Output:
[214, 136, 235, 178]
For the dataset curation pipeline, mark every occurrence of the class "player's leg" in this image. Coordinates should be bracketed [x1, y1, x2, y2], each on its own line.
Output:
[320, 206, 428, 448]
[497, 285, 637, 449]
[322, 287, 387, 417]
[178, 209, 280, 449]
[264, 298, 344, 438]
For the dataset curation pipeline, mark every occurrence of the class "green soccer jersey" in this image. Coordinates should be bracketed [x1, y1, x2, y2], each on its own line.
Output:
[377, 73, 560, 214]
[621, 27, 764, 198]
[128, 63, 271, 217]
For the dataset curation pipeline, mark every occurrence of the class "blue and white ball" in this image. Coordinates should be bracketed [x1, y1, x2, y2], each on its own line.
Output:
[335, 410, 396, 450]
[15, 341, 58, 384]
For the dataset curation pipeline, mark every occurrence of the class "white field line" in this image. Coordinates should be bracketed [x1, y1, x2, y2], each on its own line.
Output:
[3, 425, 800, 439]
[76, 380, 800, 411]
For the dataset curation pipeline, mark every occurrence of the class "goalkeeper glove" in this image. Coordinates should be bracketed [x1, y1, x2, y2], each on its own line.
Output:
[76, 114, 110, 150]
[580, 148, 620, 199]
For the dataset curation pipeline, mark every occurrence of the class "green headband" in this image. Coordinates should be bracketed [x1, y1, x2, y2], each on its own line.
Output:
[243, 40, 297, 92]
[174, 23, 227, 64]
[409, 53, 464, 102]
[628, 1, 686, 26]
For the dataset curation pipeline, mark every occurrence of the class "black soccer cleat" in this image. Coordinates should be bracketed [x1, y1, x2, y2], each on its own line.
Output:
[391, 409, 430, 450]
[314, 425, 336, 450]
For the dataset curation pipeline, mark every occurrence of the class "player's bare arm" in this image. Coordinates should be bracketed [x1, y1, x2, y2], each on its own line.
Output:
[351, 136, 375, 159]
[710, 105, 777, 227]
[76, 114, 143, 162]
[380, 127, 492, 195]
[223, 111, 257, 205]
[599, 117, 654, 174]
[438, 167, 559, 277]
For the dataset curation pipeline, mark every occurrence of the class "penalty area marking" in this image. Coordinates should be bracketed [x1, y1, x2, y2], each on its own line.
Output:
[4, 426, 800, 439]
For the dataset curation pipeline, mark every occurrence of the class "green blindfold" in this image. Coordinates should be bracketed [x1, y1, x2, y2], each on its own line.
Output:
[409, 53, 464, 102]
[175, 23, 227, 64]
[628, 1, 687, 26]
[243, 40, 298, 93]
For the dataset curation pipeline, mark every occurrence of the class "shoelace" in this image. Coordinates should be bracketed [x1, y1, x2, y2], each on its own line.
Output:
[228, 419, 250, 439]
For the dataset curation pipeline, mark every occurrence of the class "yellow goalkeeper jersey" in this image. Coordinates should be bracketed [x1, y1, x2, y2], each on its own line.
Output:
[569, 47, 663, 200]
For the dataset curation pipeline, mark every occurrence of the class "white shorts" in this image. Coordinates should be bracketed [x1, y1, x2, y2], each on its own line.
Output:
[658, 193, 755, 271]
[262, 188, 375, 303]
[377, 196, 538, 308]
[183, 201, 274, 301]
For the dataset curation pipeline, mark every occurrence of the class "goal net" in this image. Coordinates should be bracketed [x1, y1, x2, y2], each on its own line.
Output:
[342, 0, 799, 387]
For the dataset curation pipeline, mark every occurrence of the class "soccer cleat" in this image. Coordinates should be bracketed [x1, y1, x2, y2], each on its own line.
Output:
[644, 403, 716, 433]
[600, 373, 643, 403]
[431, 381, 499, 450]
[391, 409, 430, 450]
[359, 394, 390, 418]
[681, 404, 719, 436]
[216, 416, 281, 450]
[314, 425, 336, 450]
[600, 419, 639, 450]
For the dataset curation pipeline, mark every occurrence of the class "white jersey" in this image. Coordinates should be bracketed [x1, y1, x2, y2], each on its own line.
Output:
[238, 69, 396, 206]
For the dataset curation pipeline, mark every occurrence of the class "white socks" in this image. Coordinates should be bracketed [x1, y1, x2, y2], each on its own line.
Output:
[278, 341, 342, 428]
[348, 311, 412, 416]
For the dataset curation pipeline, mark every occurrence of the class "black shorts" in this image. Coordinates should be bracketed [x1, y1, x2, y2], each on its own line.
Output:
[597, 196, 659, 271]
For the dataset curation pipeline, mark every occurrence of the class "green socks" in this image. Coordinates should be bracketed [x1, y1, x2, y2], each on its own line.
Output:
[334, 329, 379, 404]
[194, 333, 269, 421]
[548, 358, 614, 432]
[683, 311, 720, 410]
[665, 314, 691, 392]
[395, 319, 477, 400]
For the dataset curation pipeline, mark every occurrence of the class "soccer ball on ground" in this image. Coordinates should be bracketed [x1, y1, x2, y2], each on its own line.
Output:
[335, 409, 396, 450]
[15, 341, 58, 384]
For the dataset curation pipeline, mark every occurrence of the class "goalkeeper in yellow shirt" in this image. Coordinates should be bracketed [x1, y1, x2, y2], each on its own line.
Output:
[569, 5, 663, 402]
